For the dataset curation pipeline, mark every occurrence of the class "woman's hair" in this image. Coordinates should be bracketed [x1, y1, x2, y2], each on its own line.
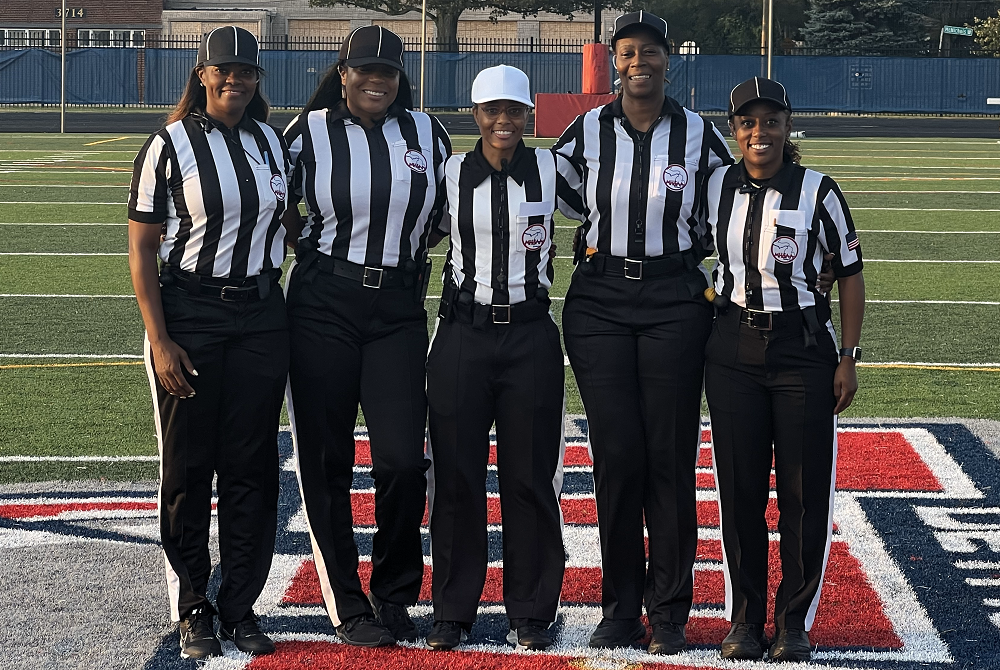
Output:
[784, 135, 802, 164]
[302, 60, 414, 115]
[166, 66, 270, 125]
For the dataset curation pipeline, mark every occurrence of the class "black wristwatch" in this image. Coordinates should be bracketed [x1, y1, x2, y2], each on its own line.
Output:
[839, 347, 862, 361]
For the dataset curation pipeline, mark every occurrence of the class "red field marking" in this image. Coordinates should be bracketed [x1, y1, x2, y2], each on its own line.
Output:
[354, 441, 596, 467]
[0, 501, 158, 519]
[282, 540, 898, 649]
[835, 431, 942, 491]
[249, 642, 709, 670]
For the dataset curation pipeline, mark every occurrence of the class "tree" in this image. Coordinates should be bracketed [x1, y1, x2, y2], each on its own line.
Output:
[645, 0, 810, 52]
[310, 0, 625, 52]
[801, 0, 929, 53]
[974, 9, 1000, 53]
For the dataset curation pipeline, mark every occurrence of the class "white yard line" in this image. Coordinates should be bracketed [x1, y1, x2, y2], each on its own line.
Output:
[0, 201, 123, 205]
[0, 455, 158, 463]
[0, 184, 128, 188]
[0, 252, 126, 256]
[0, 353, 143, 358]
[845, 190, 1000, 194]
[838, 177, 1000, 181]
[0, 294, 135, 298]
[863, 259, 1000, 263]
[853, 207, 1000, 212]
[0, 222, 125, 226]
[858, 230, 1000, 234]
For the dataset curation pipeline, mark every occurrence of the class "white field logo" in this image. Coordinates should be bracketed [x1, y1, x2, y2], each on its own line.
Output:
[771, 236, 798, 263]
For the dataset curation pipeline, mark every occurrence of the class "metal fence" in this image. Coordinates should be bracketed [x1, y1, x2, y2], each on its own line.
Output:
[2, 46, 999, 113]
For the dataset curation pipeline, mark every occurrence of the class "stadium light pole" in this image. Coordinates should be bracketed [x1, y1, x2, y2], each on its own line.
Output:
[419, 0, 427, 112]
[60, 0, 66, 133]
[766, 0, 774, 79]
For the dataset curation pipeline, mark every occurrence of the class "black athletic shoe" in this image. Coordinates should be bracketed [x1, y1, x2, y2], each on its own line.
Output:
[368, 592, 419, 642]
[721, 622, 768, 660]
[506, 620, 554, 650]
[219, 613, 276, 655]
[768, 628, 812, 662]
[179, 606, 222, 660]
[588, 617, 646, 648]
[647, 622, 686, 655]
[335, 614, 395, 647]
[426, 621, 468, 650]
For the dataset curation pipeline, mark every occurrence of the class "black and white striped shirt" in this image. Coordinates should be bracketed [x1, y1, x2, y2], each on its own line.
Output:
[553, 95, 733, 259]
[284, 103, 451, 267]
[705, 160, 863, 311]
[438, 142, 557, 305]
[128, 114, 290, 279]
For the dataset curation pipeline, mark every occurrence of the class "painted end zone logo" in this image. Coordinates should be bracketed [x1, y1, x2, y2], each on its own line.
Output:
[3, 423, 999, 669]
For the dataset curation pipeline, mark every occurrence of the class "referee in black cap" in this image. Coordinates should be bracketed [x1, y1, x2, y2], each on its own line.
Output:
[128, 26, 288, 659]
[282, 25, 451, 647]
[553, 11, 733, 654]
[703, 77, 865, 662]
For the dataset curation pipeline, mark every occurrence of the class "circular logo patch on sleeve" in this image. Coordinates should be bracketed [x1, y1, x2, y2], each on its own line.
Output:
[662, 164, 689, 191]
[771, 236, 799, 264]
[522, 224, 547, 251]
[270, 174, 286, 202]
[404, 150, 428, 174]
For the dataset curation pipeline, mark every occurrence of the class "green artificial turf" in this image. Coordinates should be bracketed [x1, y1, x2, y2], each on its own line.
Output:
[2, 131, 1000, 481]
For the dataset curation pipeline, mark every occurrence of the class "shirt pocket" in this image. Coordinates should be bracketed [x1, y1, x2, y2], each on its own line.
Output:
[650, 157, 696, 200]
[514, 200, 554, 254]
[254, 164, 286, 207]
[762, 210, 809, 267]
[391, 141, 431, 181]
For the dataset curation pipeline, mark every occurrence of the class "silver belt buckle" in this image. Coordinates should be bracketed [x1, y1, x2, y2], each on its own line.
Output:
[362, 267, 383, 289]
[745, 309, 772, 330]
[219, 286, 240, 301]
[492, 305, 511, 324]
[624, 258, 643, 280]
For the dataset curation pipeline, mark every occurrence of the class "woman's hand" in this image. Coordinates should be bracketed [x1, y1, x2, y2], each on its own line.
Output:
[833, 358, 858, 414]
[150, 337, 198, 398]
[816, 253, 835, 294]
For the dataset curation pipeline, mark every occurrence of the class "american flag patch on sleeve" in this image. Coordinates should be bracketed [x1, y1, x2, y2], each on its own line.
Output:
[846, 230, 860, 251]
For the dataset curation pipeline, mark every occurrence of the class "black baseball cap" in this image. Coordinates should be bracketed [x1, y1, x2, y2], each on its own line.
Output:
[340, 25, 405, 72]
[611, 11, 669, 49]
[198, 26, 261, 69]
[729, 77, 792, 116]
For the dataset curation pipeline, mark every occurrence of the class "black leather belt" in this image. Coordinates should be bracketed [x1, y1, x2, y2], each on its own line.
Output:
[738, 307, 809, 331]
[451, 298, 550, 325]
[302, 251, 415, 289]
[585, 251, 695, 280]
[164, 267, 276, 302]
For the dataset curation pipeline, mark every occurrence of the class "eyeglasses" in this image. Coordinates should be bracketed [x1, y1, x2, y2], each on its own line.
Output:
[478, 105, 529, 120]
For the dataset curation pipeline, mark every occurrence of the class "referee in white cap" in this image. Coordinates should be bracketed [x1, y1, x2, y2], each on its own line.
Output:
[281, 25, 451, 647]
[424, 64, 566, 652]
[553, 11, 733, 654]
[128, 26, 288, 659]
[703, 77, 865, 662]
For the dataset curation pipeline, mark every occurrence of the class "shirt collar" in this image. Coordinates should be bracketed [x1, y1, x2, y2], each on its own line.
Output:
[328, 99, 405, 126]
[728, 157, 798, 195]
[464, 139, 530, 187]
[189, 110, 256, 135]
[600, 94, 686, 122]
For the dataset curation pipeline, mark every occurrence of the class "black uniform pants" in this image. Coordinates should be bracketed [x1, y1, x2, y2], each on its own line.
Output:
[147, 284, 288, 624]
[426, 312, 565, 625]
[704, 306, 838, 631]
[562, 266, 713, 625]
[285, 261, 430, 626]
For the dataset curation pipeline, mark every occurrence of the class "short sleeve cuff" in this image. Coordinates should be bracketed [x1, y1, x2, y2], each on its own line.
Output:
[835, 261, 863, 278]
[128, 209, 167, 224]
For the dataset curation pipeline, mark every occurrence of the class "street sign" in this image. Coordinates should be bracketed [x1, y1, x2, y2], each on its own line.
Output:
[943, 25, 974, 36]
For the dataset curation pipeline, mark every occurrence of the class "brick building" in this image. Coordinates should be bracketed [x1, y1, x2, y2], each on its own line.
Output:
[0, 0, 163, 48]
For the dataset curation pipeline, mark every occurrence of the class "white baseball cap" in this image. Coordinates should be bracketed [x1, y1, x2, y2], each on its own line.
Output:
[471, 65, 534, 108]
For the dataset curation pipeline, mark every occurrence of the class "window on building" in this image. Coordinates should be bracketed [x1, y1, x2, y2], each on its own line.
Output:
[0, 28, 62, 47]
[77, 29, 144, 47]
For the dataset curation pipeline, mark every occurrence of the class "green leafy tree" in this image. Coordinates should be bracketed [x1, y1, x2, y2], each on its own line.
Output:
[645, 0, 810, 52]
[801, 0, 928, 53]
[309, 0, 624, 51]
[973, 9, 1000, 53]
